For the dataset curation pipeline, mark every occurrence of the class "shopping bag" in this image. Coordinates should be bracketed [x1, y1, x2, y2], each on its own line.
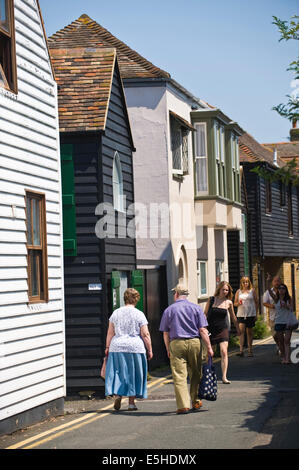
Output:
[287, 312, 299, 330]
[100, 356, 107, 379]
[198, 356, 217, 401]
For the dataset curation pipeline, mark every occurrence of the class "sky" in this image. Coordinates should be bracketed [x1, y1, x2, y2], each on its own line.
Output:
[39, 0, 299, 144]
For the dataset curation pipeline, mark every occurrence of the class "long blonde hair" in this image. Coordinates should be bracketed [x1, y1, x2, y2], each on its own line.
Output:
[240, 277, 253, 290]
[214, 281, 233, 300]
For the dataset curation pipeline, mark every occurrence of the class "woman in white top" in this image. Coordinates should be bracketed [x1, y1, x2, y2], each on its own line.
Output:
[104, 288, 153, 411]
[274, 284, 295, 364]
[234, 277, 259, 357]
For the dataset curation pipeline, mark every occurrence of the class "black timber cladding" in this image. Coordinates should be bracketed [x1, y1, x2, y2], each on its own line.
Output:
[61, 63, 136, 395]
[242, 162, 299, 258]
[61, 132, 106, 392]
[101, 63, 136, 275]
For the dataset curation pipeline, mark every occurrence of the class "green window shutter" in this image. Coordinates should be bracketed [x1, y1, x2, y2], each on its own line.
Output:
[111, 271, 121, 310]
[61, 144, 77, 256]
[131, 269, 144, 312]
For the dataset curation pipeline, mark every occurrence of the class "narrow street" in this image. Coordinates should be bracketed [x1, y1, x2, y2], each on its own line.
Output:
[1, 331, 299, 452]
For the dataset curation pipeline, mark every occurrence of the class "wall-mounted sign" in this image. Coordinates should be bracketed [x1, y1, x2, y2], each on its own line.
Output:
[88, 283, 102, 291]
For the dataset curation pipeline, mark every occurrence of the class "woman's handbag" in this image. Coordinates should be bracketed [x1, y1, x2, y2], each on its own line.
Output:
[198, 356, 217, 401]
[287, 312, 299, 330]
[100, 356, 107, 379]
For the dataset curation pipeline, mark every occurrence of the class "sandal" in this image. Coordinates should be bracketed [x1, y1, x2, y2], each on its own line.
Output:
[237, 351, 244, 357]
[128, 404, 138, 410]
[114, 396, 122, 410]
[222, 379, 231, 384]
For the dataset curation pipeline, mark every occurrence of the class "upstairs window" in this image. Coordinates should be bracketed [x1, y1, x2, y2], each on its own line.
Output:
[0, 0, 17, 93]
[280, 181, 286, 207]
[194, 122, 208, 194]
[170, 114, 189, 176]
[26, 191, 48, 303]
[113, 151, 125, 212]
[288, 184, 293, 237]
[214, 121, 226, 197]
[265, 180, 272, 214]
[231, 134, 240, 202]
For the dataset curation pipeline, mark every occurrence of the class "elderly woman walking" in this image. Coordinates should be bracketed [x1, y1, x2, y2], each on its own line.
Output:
[104, 288, 153, 411]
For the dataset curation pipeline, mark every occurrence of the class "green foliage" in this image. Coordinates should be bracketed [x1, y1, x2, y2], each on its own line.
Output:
[250, 158, 299, 186]
[272, 15, 299, 42]
[229, 334, 240, 348]
[273, 96, 299, 122]
[252, 317, 271, 339]
[272, 15, 299, 123]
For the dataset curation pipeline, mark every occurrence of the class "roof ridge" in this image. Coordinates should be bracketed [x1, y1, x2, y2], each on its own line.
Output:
[49, 15, 170, 79]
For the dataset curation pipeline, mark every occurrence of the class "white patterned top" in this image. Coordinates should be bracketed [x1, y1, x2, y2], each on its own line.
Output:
[237, 289, 256, 318]
[108, 306, 148, 353]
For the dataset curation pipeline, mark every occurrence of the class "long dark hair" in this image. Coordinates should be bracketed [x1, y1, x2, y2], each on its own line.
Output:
[276, 283, 291, 303]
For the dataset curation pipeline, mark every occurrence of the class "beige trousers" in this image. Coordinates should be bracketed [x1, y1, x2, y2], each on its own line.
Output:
[169, 338, 203, 410]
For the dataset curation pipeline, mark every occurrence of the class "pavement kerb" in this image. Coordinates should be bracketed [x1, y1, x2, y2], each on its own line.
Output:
[5, 335, 273, 449]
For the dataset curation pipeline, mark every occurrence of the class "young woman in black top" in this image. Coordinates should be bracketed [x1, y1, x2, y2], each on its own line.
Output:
[204, 281, 241, 384]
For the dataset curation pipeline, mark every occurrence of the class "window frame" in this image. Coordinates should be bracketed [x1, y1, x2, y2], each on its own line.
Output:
[25, 190, 48, 303]
[197, 260, 208, 298]
[194, 122, 208, 195]
[280, 181, 286, 207]
[113, 151, 125, 213]
[288, 184, 293, 237]
[265, 179, 272, 214]
[0, 0, 17, 94]
[215, 260, 224, 285]
[170, 116, 189, 176]
[230, 133, 240, 202]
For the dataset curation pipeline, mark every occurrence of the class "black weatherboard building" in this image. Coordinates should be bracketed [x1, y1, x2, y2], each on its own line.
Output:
[239, 133, 299, 317]
[49, 43, 139, 396]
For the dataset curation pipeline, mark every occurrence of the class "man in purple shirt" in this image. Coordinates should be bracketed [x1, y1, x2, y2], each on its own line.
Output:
[159, 284, 213, 414]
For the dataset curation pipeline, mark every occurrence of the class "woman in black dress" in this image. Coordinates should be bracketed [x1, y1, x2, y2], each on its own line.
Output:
[204, 281, 241, 384]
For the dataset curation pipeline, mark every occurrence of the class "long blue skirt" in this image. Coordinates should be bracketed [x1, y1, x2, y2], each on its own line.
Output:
[105, 352, 148, 398]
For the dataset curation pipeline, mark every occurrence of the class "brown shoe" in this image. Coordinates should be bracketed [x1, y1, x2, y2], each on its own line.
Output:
[114, 396, 122, 410]
[176, 408, 190, 414]
[192, 401, 203, 411]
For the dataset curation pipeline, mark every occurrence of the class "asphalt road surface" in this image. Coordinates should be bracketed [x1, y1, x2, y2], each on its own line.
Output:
[1, 331, 299, 454]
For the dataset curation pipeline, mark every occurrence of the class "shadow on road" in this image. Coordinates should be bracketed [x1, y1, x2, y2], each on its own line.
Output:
[213, 331, 299, 449]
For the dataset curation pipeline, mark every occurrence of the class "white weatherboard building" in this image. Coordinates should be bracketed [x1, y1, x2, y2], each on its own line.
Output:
[0, 0, 65, 435]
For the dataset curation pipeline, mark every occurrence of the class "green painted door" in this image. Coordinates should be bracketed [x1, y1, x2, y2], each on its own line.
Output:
[131, 269, 144, 312]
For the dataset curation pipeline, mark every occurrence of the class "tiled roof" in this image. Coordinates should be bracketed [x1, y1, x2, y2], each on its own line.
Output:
[48, 14, 170, 80]
[49, 47, 117, 132]
[262, 141, 299, 170]
[239, 133, 285, 168]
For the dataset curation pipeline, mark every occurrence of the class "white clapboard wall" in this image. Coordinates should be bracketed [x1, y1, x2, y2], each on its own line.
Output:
[0, 0, 65, 422]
